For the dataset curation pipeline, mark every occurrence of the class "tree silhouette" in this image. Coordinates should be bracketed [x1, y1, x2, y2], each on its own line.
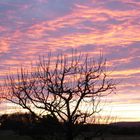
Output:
[2, 52, 116, 140]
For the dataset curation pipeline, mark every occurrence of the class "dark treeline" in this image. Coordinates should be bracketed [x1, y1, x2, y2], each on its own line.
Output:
[0, 113, 61, 135]
[0, 112, 109, 140]
[0, 112, 140, 140]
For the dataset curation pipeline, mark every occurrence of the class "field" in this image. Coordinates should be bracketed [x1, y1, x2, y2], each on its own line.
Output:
[0, 130, 32, 140]
[0, 130, 140, 140]
[93, 136, 140, 140]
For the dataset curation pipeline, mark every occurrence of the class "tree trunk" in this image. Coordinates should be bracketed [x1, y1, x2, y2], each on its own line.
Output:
[66, 122, 73, 140]
[66, 131, 73, 140]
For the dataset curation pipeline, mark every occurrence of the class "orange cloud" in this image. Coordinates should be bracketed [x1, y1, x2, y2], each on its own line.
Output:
[20, 3, 140, 50]
[0, 38, 10, 53]
[111, 69, 140, 76]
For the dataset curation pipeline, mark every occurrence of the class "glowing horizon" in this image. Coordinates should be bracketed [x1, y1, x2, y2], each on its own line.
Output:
[0, 0, 140, 122]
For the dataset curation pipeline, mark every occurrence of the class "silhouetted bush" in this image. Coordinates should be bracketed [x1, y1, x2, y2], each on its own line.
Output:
[0, 112, 62, 136]
[0, 113, 31, 131]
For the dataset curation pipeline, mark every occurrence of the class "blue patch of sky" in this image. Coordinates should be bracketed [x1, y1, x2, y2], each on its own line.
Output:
[104, 1, 134, 11]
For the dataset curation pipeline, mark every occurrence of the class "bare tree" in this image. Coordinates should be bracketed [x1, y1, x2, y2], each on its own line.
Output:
[1, 52, 116, 140]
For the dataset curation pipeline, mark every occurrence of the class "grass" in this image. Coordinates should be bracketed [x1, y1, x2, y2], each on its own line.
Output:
[0, 130, 32, 140]
[1, 130, 140, 140]
[94, 135, 140, 140]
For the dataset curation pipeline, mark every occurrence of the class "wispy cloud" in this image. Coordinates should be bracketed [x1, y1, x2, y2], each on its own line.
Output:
[0, 0, 140, 121]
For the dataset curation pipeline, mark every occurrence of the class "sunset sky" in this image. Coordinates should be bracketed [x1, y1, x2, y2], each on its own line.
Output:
[0, 0, 140, 122]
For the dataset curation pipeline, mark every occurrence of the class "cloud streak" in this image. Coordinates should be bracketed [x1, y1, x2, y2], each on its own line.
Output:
[0, 0, 140, 121]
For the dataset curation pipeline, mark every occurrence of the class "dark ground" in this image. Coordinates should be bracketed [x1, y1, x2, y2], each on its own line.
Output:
[1, 113, 140, 140]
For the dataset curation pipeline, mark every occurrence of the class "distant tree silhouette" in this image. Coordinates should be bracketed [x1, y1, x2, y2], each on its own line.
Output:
[0, 112, 61, 137]
[2, 52, 116, 140]
[0, 113, 32, 131]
